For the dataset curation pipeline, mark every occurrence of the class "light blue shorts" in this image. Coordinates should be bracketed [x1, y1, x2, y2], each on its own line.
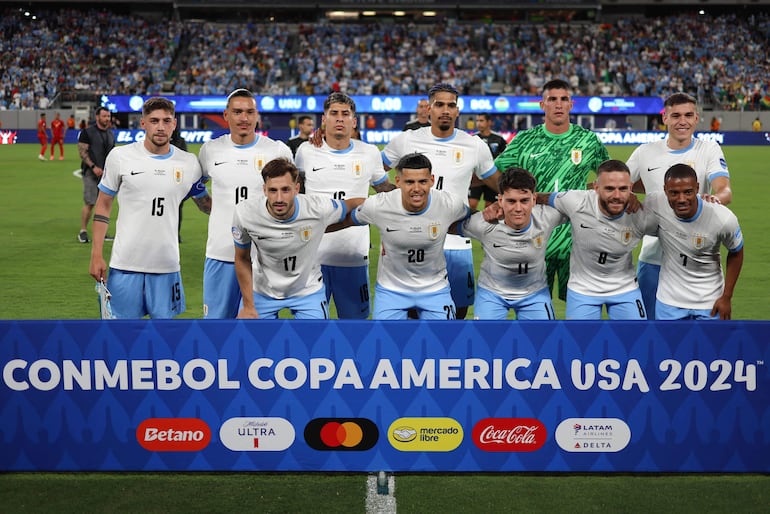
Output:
[637, 261, 661, 320]
[107, 268, 185, 319]
[655, 300, 719, 320]
[373, 284, 456, 320]
[445, 248, 475, 308]
[473, 286, 555, 320]
[203, 258, 241, 319]
[321, 264, 370, 319]
[248, 287, 329, 320]
[566, 288, 647, 320]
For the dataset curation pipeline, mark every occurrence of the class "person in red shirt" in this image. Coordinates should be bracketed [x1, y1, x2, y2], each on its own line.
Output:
[50, 112, 66, 160]
[37, 113, 48, 161]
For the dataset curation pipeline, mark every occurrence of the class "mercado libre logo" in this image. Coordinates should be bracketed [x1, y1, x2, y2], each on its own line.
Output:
[136, 418, 211, 452]
[304, 418, 379, 451]
[472, 418, 547, 452]
[555, 418, 631, 453]
[388, 417, 463, 452]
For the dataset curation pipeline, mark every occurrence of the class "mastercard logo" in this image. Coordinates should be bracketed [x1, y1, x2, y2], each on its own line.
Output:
[304, 418, 378, 451]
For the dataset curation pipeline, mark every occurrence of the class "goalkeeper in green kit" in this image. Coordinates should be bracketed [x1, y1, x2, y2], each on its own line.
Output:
[494, 79, 609, 301]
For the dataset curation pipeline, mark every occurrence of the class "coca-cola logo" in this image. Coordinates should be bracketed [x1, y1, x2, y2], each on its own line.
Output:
[472, 418, 547, 452]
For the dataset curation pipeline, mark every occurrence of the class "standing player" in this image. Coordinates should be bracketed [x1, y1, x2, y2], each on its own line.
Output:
[627, 92, 732, 319]
[469, 113, 507, 210]
[77, 107, 115, 244]
[344, 153, 470, 320]
[494, 78, 610, 303]
[89, 97, 204, 319]
[49, 112, 66, 160]
[296, 92, 394, 319]
[644, 164, 743, 320]
[287, 115, 315, 156]
[457, 168, 565, 320]
[37, 113, 47, 161]
[544, 160, 653, 320]
[232, 158, 363, 319]
[197, 88, 293, 318]
[382, 83, 500, 319]
[403, 99, 431, 131]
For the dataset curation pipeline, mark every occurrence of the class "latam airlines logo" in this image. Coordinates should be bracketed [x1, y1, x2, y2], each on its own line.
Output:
[304, 418, 378, 451]
[472, 418, 547, 452]
[136, 418, 211, 452]
[388, 417, 463, 452]
[219, 417, 295, 451]
[555, 418, 631, 452]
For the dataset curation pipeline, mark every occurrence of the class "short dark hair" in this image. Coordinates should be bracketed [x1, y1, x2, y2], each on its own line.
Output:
[324, 92, 356, 114]
[664, 93, 698, 109]
[499, 167, 537, 193]
[395, 153, 432, 175]
[596, 159, 630, 176]
[297, 115, 313, 124]
[542, 79, 571, 95]
[477, 113, 492, 121]
[664, 163, 697, 183]
[428, 83, 459, 102]
[142, 97, 175, 117]
[261, 157, 299, 183]
[95, 106, 110, 116]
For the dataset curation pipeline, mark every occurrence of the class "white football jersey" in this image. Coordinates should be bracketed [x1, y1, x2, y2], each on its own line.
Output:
[99, 142, 201, 273]
[645, 192, 743, 310]
[550, 190, 654, 296]
[199, 134, 293, 262]
[627, 137, 730, 265]
[460, 206, 566, 300]
[232, 194, 346, 299]
[382, 126, 496, 250]
[297, 139, 388, 266]
[352, 189, 469, 293]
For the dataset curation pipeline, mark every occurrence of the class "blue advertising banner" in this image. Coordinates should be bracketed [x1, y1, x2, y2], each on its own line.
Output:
[1, 320, 768, 472]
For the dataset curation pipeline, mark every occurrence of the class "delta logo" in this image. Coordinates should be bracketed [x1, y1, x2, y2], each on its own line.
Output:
[136, 418, 211, 452]
[219, 417, 295, 452]
[304, 418, 378, 451]
[554, 418, 631, 453]
[472, 418, 547, 452]
[387, 417, 463, 452]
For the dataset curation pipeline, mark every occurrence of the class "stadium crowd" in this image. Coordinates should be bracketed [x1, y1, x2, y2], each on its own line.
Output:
[1, 6, 768, 110]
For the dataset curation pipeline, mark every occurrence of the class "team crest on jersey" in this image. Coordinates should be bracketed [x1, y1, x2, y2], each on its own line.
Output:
[570, 149, 582, 165]
[174, 167, 183, 184]
[533, 232, 545, 249]
[428, 222, 441, 240]
[299, 225, 312, 242]
[255, 154, 266, 171]
[620, 228, 633, 245]
[453, 148, 464, 164]
[352, 159, 363, 178]
[692, 233, 707, 249]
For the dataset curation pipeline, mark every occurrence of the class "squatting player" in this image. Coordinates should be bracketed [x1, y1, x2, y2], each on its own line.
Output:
[494, 78, 609, 302]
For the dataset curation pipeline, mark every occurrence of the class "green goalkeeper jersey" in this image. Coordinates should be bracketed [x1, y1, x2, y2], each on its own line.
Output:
[494, 123, 609, 260]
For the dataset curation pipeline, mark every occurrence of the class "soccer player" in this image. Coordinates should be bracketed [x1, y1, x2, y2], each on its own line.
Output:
[457, 168, 565, 320]
[296, 92, 394, 319]
[344, 153, 470, 320]
[494, 78, 609, 303]
[287, 115, 315, 156]
[197, 88, 293, 318]
[49, 112, 65, 160]
[232, 158, 362, 319]
[468, 113, 507, 210]
[89, 97, 203, 319]
[37, 113, 47, 161]
[402, 99, 431, 131]
[643, 164, 743, 320]
[627, 92, 732, 319]
[382, 83, 500, 319]
[77, 107, 115, 244]
[544, 160, 653, 320]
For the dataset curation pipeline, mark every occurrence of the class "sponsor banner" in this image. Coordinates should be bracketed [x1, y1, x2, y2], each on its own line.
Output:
[0, 320, 768, 472]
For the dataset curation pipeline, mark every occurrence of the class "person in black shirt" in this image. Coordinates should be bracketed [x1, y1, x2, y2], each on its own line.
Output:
[468, 113, 507, 209]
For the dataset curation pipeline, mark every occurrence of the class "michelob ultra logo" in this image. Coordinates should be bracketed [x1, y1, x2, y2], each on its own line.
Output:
[388, 417, 463, 452]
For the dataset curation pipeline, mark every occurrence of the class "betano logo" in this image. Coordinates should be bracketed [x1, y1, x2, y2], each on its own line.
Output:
[554, 418, 631, 453]
[472, 418, 547, 452]
[219, 417, 295, 451]
[304, 418, 378, 451]
[387, 417, 463, 452]
[136, 418, 211, 452]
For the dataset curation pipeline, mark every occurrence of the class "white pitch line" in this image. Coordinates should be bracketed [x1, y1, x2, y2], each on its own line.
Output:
[365, 472, 396, 514]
